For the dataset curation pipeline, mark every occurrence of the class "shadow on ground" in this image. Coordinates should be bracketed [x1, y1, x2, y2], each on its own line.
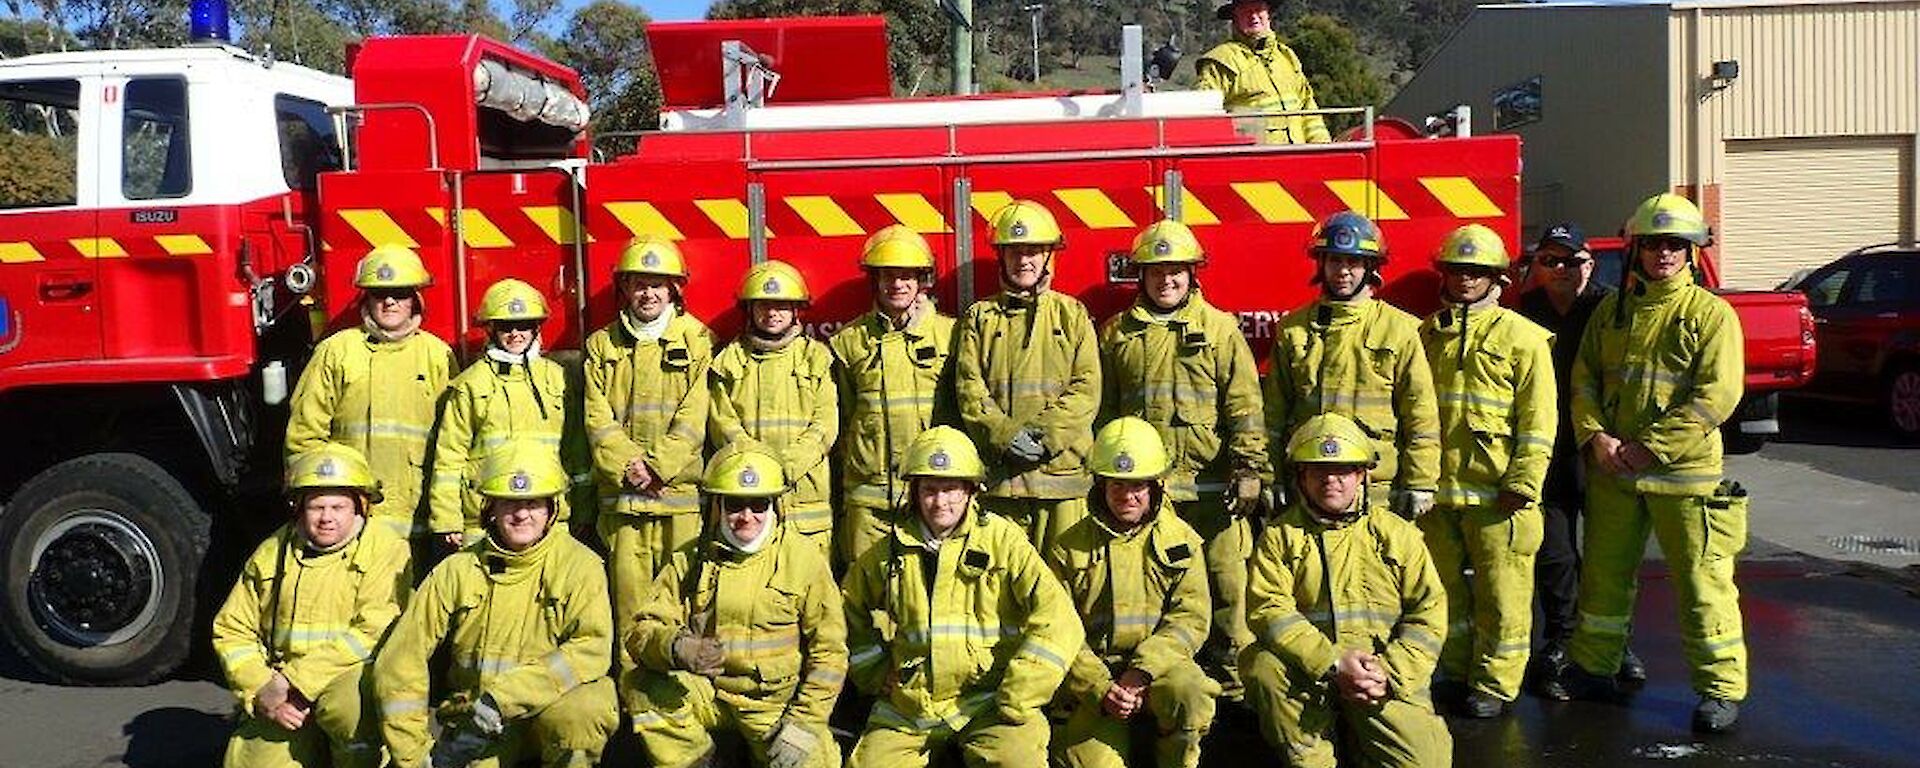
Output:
[123, 707, 229, 767]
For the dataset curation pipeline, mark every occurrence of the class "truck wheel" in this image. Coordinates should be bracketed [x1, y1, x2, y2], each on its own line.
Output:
[1887, 367, 1920, 441]
[1722, 427, 1767, 455]
[0, 454, 210, 685]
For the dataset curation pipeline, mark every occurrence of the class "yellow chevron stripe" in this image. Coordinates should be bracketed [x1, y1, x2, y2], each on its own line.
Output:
[1420, 177, 1504, 219]
[72, 238, 128, 259]
[1054, 188, 1134, 229]
[875, 193, 950, 233]
[786, 196, 865, 237]
[1148, 186, 1221, 226]
[695, 199, 764, 240]
[1231, 182, 1313, 224]
[524, 206, 592, 245]
[605, 201, 686, 240]
[154, 234, 213, 255]
[0, 243, 45, 264]
[1326, 180, 1408, 221]
[970, 191, 1015, 224]
[339, 209, 418, 248]
[427, 209, 515, 249]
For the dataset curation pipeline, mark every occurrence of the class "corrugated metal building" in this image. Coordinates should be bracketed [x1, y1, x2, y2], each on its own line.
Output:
[1386, 0, 1919, 288]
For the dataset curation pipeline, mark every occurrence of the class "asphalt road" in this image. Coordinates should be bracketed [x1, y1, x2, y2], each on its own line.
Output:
[1, 396, 1915, 767]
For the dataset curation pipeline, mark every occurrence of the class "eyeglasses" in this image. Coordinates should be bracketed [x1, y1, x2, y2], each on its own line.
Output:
[1538, 256, 1591, 269]
[1637, 236, 1695, 253]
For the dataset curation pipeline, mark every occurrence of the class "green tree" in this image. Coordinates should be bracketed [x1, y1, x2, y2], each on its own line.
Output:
[1284, 13, 1380, 130]
[560, 0, 661, 147]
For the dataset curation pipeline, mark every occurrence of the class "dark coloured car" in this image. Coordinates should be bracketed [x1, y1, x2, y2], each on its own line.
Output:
[1787, 243, 1920, 437]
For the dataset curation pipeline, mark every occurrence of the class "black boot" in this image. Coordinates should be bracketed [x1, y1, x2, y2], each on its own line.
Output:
[1545, 660, 1616, 702]
[1463, 691, 1508, 718]
[1692, 697, 1740, 733]
[1616, 647, 1648, 686]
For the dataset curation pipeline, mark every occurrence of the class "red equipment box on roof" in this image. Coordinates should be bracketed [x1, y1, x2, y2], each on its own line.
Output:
[649, 15, 895, 110]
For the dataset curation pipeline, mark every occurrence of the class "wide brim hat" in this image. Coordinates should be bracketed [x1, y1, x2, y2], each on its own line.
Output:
[1216, 0, 1275, 21]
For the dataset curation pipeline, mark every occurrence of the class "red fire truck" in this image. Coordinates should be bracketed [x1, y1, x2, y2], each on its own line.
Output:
[0, 13, 1519, 684]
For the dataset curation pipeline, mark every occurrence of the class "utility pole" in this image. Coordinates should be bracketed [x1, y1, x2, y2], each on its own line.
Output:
[1023, 4, 1044, 82]
[948, 0, 974, 94]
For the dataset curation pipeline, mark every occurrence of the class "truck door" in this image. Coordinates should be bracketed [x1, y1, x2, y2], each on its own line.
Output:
[0, 74, 103, 370]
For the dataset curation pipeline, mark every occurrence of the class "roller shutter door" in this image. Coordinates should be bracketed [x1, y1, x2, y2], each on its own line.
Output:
[1720, 135, 1914, 289]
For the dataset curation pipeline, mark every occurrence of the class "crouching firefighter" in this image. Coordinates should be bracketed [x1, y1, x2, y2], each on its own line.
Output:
[213, 443, 413, 768]
[626, 443, 848, 768]
[1046, 417, 1220, 768]
[1241, 414, 1451, 768]
[374, 442, 618, 768]
[841, 426, 1085, 767]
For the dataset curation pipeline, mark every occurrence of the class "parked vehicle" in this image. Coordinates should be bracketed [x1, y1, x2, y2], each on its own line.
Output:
[1783, 243, 1920, 437]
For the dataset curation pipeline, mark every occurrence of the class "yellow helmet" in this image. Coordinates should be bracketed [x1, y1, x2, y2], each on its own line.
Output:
[1286, 413, 1378, 468]
[477, 442, 569, 500]
[862, 225, 936, 270]
[1089, 417, 1171, 480]
[701, 443, 788, 498]
[616, 235, 688, 278]
[354, 244, 432, 289]
[1130, 219, 1204, 266]
[1433, 224, 1510, 274]
[737, 260, 811, 304]
[286, 443, 382, 503]
[901, 425, 986, 481]
[477, 278, 549, 323]
[990, 200, 1063, 247]
[1625, 193, 1711, 246]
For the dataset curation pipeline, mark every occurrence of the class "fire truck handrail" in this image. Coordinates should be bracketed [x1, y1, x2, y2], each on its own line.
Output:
[726, 106, 1376, 172]
[328, 102, 440, 171]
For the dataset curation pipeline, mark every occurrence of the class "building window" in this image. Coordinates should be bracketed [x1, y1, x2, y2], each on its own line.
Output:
[123, 77, 191, 200]
[0, 79, 80, 209]
[1492, 76, 1542, 131]
[275, 95, 342, 191]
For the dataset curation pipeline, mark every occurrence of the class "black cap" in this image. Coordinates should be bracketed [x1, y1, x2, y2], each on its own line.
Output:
[1216, 0, 1275, 21]
[1533, 222, 1586, 253]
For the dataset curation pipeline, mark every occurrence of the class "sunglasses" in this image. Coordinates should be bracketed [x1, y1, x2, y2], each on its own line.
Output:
[721, 498, 773, 514]
[493, 320, 541, 333]
[1637, 236, 1695, 252]
[1538, 256, 1591, 269]
[1439, 265, 1503, 279]
[366, 288, 415, 302]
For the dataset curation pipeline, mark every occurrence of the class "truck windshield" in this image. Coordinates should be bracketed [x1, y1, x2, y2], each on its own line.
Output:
[0, 79, 80, 209]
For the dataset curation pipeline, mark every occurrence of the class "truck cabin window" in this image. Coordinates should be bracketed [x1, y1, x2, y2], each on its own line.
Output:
[0, 79, 80, 209]
[123, 77, 191, 200]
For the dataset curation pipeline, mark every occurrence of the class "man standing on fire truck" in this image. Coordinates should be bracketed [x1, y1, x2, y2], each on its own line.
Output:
[1417, 224, 1556, 718]
[955, 200, 1102, 551]
[710, 261, 839, 558]
[583, 234, 715, 725]
[1263, 211, 1441, 521]
[1196, 0, 1332, 145]
[829, 226, 959, 569]
[287, 244, 456, 542]
[1098, 219, 1267, 700]
[1554, 193, 1749, 733]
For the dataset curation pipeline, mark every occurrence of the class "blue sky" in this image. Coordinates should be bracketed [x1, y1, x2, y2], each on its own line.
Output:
[559, 0, 713, 23]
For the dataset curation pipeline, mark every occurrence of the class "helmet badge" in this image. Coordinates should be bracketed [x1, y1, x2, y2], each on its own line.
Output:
[510, 471, 531, 493]
[1652, 212, 1674, 228]
[1458, 242, 1476, 256]
[642, 251, 661, 268]
[763, 278, 781, 295]
[316, 458, 338, 478]
[1114, 453, 1135, 473]
[375, 264, 396, 282]
[506, 298, 527, 315]
[1319, 437, 1342, 457]
[1153, 239, 1172, 256]
[1333, 229, 1357, 249]
[739, 466, 760, 487]
[1011, 221, 1029, 238]
[929, 449, 951, 471]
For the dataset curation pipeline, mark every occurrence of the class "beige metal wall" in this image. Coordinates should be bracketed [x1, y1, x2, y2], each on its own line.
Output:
[1385, 6, 1671, 241]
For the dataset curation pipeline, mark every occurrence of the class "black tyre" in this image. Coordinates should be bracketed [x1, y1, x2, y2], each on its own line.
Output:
[0, 453, 211, 685]
[1721, 426, 1767, 455]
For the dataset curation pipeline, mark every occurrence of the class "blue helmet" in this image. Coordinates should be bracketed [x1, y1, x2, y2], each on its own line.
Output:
[1308, 211, 1386, 262]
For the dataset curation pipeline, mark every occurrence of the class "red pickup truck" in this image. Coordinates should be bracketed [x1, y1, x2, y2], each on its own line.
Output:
[1533, 237, 1817, 454]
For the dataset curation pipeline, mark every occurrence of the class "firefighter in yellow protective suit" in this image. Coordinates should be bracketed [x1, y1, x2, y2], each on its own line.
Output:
[582, 234, 714, 722]
[1556, 193, 1748, 734]
[626, 445, 847, 768]
[1264, 211, 1441, 521]
[956, 200, 1101, 551]
[711, 261, 839, 557]
[1100, 219, 1268, 700]
[1046, 418, 1219, 768]
[1242, 413, 1450, 768]
[1416, 225, 1556, 718]
[842, 426, 1084, 767]
[287, 244, 456, 539]
[830, 226, 959, 570]
[1195, 0, 1331, 145]
[374, 443, 618, 768]
[214, 444, 413, 768]
[429, 279, 586, 549]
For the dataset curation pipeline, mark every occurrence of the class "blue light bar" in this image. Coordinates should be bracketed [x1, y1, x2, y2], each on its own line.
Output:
[189, 0, 231, 43]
